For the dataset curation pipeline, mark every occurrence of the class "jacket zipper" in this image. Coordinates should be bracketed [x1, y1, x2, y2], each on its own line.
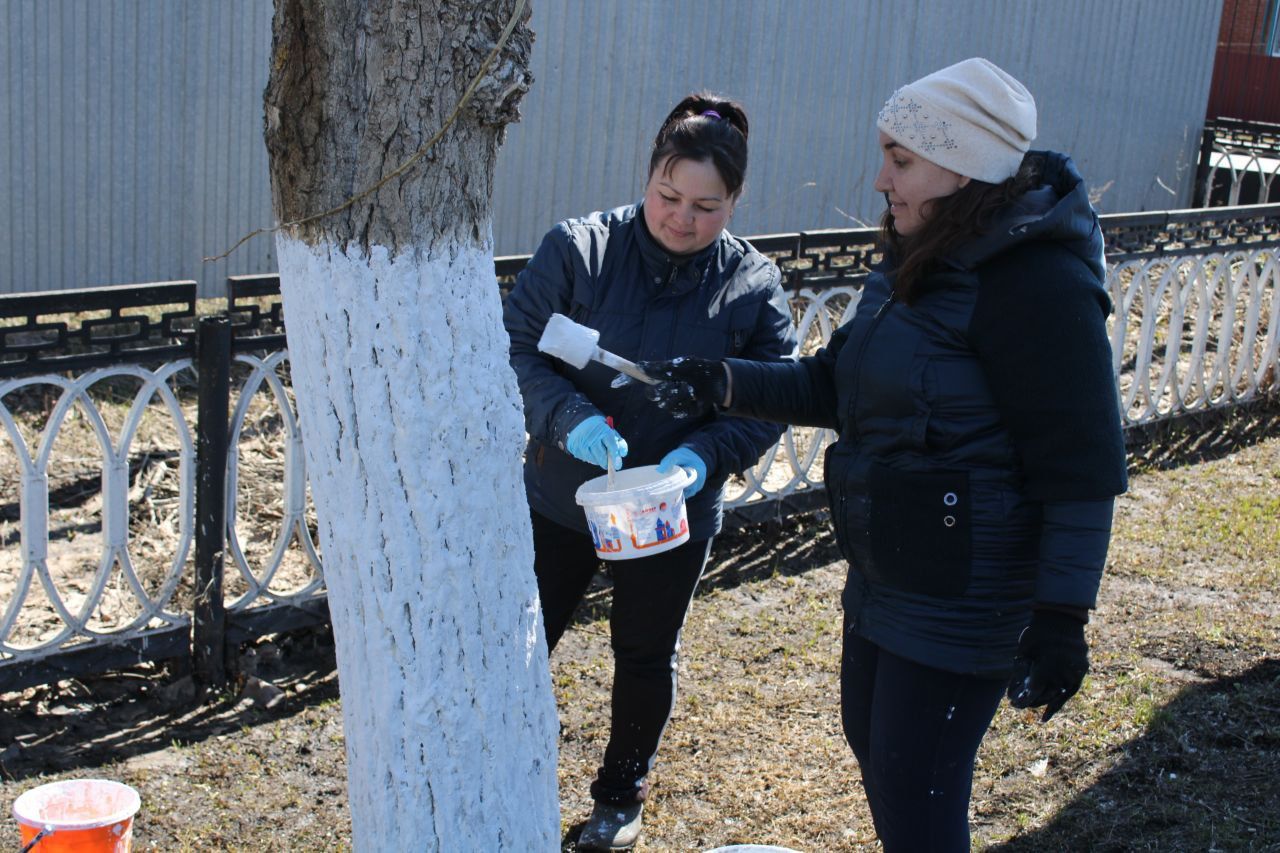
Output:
[836, 293, 892, 631]
[845, 294, 894, 442]
[661, 264, 677, 357]
[660, 262, 680, 361]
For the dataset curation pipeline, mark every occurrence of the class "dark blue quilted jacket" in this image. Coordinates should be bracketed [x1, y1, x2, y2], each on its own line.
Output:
[503, 203, 797, 539]
[728, 153, 1127, 677]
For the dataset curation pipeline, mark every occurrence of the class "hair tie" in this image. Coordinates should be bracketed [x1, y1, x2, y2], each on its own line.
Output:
[700, 110, 723, 120]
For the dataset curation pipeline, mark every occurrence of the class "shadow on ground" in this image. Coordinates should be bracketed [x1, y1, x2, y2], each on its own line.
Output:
[989, 657, 1280, 851]
[1126, 395, 1279, 473]
[573, 508, 841, 629]
[0, 512, 837, 790]
[0, 627, 340, 785]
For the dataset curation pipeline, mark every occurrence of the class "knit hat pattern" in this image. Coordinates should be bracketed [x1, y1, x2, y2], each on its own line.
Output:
[876, 57, 1037, 184]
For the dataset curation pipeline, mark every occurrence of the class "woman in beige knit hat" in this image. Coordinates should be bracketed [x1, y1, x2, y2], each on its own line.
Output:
[639, 57, 1126, 851]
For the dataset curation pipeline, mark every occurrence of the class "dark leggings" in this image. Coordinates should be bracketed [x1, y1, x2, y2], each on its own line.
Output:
[841, 626, 1006, 852]
[531, 510, 712, 805]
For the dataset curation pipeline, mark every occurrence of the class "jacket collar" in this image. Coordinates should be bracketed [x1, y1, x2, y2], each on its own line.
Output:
[632, 202, 720, 295]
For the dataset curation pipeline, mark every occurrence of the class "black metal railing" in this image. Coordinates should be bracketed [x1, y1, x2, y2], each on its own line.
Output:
[1195, 118, 1280, 207]
[2, 205, 1278, 692]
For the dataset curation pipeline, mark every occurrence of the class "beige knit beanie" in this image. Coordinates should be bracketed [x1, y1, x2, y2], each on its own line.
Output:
[876, 57, 1037, 184]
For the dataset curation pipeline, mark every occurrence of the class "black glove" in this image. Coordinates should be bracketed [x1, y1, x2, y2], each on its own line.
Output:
[1006, 609, 1089, 722]
[636, 358, 729, 419]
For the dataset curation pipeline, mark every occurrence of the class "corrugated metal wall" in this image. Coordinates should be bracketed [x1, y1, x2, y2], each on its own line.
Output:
[499, 0, 1225, 253]
[2, 0, 1222, 297]
[1, 0, 275, 297]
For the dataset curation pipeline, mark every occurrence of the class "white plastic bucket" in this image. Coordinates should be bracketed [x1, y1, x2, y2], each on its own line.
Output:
[574, 464, 696, 560]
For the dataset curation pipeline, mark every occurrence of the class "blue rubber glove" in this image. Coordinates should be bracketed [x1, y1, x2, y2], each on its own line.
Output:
[657, 447, 708, 498]
[565, 415, 628, 470]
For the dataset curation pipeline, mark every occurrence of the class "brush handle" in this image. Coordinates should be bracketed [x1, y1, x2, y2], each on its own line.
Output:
[594, 348, 658, 385]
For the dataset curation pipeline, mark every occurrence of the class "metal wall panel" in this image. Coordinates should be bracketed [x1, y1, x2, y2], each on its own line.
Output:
[1, 0, 274, 297]
[496, 0, 1225, 254]
[1, 0, 1222, 296]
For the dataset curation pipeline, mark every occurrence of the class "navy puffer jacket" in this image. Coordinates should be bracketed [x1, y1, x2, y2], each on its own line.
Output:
[727, 153, 1127, 677]
[504, 202, 797, 539]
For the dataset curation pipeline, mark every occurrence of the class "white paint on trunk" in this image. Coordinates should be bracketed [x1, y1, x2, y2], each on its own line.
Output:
[275, 232, 559, 851]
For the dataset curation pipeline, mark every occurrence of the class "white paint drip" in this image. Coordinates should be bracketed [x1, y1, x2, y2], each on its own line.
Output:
[276, 232, 559, 851]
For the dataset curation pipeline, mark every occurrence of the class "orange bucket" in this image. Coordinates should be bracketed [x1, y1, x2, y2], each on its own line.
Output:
[12, 779, 139, 852]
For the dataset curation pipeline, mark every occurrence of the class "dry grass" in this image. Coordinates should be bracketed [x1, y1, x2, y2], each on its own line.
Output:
[0, 362, 319, 648]
[1, 425, 1278, 850]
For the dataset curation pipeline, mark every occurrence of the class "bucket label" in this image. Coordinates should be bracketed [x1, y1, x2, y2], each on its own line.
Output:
[586, 501, 688, 555]
[579, 466, 692, 560]
[627, 492, 687, 548]
[631, 515, 687, 548]
[588, 512, 626, 555]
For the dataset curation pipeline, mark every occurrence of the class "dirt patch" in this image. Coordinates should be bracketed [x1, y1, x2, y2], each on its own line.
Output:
[2, 432, 1279, 851]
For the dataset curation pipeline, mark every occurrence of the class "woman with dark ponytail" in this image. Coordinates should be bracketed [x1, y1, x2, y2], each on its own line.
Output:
[503, 93, 795, 850]
[639, 60, 1127, 851]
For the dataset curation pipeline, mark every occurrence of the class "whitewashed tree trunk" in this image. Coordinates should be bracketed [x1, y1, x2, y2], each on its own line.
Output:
[264, 2, 558, 849]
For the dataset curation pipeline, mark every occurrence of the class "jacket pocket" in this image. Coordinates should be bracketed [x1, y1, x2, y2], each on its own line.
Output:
[866, 463, 971, 597]
[674, 303, 760, 359]
[825, 442, 873, 573]
[726, 302, 760, 357]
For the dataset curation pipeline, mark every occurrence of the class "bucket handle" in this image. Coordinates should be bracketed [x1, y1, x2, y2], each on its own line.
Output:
[19, 826, 53, 853]
[674, 466, 697, 491]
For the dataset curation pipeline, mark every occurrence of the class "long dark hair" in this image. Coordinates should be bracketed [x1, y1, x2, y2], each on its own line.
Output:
[881, 153, 1042, 304]
[649, 93, 750, 197]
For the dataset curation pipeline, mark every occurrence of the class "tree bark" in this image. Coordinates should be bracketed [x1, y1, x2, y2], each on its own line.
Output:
[263, 2, 558, 849]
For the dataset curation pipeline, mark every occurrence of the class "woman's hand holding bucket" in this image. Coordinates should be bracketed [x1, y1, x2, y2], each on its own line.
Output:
[658, 446, 707, 497]
[575, 463, 698, 560]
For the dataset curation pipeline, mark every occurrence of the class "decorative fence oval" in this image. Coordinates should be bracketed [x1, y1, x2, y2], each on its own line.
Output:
[2, 206, 1278, 689]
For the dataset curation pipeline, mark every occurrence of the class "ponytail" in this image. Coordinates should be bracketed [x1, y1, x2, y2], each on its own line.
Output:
[649, 92, 750, 197]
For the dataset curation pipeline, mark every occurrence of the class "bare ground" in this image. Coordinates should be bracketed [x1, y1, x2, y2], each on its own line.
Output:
[2, 426, 1279, 851]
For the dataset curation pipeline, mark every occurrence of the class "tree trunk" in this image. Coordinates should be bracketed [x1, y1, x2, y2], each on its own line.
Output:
[263, 2, 558, 849]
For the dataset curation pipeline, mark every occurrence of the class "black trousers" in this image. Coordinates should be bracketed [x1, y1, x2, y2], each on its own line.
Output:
[531, 510, 712, 805]
[841, 627, 1006, 852]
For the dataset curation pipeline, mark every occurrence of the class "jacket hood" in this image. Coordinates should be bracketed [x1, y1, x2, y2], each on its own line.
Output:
[946, 151, 1105, 281]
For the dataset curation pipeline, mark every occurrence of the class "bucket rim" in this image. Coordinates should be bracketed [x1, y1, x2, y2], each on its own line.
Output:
[12, 778, 141, 831]
[574, 463, 696, 505]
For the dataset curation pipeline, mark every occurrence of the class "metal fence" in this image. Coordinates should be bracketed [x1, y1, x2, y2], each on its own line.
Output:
[1195, 118, 1280, 207]
[3, 205, 1279, 691]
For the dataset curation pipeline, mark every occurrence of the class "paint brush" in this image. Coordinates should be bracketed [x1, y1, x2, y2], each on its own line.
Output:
[536, 313, 658, 385]
[603, 415, 620, 489]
